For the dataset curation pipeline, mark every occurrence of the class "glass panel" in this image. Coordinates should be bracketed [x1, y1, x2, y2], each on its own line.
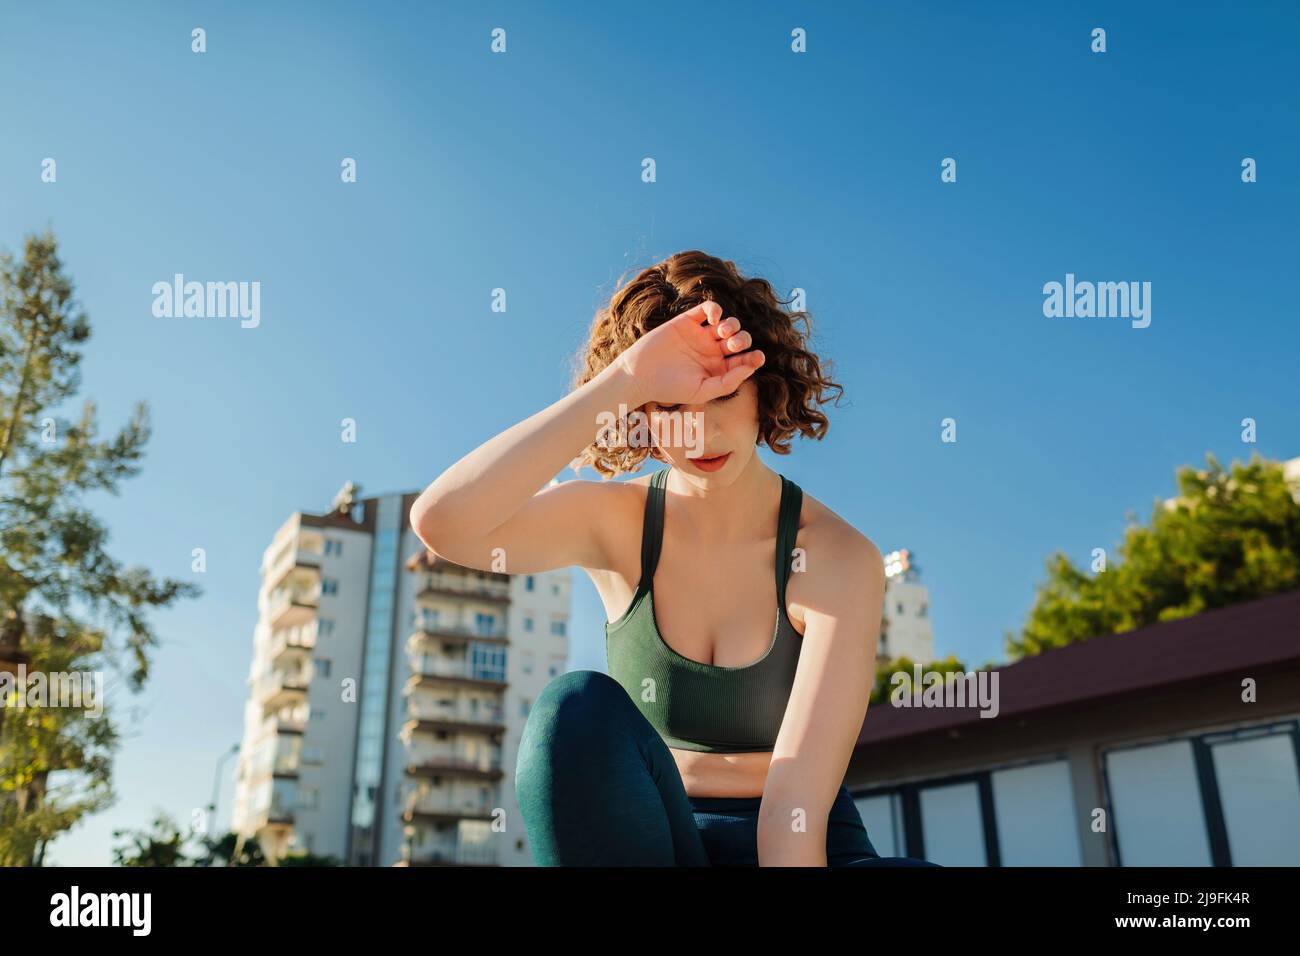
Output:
[854, 792, 903, 858]
[991, 760, 1082, 866]
[1211, 731, 1300, 866]
[1105, 739, 1210, 866]
[919, 781, 986, 866]
[348, 494, 402, 863]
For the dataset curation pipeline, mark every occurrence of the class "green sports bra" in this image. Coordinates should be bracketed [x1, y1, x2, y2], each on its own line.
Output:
[605, 467, 805, 753]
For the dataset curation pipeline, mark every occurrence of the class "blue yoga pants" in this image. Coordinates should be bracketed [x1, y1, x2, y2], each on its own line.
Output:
[515, 669, 941, 867]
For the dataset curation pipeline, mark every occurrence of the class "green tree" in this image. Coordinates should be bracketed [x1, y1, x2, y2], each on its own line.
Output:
[0, 231, 199, 865]
[0, 612, 117, 866]
[111, 811, 189, 867]
[195, 831, 267, 867]
[1009, 453, 1300, 658]
[872, 653, 974, 705]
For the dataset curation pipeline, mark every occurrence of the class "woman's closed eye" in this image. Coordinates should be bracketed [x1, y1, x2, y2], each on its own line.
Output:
[656, 389, 738, 413]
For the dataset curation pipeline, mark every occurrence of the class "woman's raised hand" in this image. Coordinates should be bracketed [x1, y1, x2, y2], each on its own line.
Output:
[615, 300, 766, 407]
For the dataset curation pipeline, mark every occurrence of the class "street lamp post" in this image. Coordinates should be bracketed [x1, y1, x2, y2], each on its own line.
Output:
[208, 743, 240, 841]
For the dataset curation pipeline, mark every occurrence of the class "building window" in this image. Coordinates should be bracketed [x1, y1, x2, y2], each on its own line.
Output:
[524, 615, 534, 633]
[525, 575, 535, 592]
[316, 658, 332, 678]
[471, 644, 508, 683]
[310, 707, 326, 721]
[1102, 721, 1300, 866]
[550, 619, 566, 637]
[521, 698, 531, 718]
[896, 602, 905, 615]
[851, 758, 1083, 866]
[918, 603, 929, 618]
[321, 578, 339, 596]
[475, 612, 497, 635]
[552, 583, 560, 596]
[318, 618, 335, 637]
[324, 539, 343, 557]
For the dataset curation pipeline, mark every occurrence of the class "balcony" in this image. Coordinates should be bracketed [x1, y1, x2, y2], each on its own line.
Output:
[256, 668, 311, 713]
[403, 699, 506, 738]
[268, 625, 317, 666]
[403, 791, 498, 823]
[271, 734, 302, 779]
[408, 655, 507, 690]
[267, 585, 320, 630]
[264, 543, 323, 593]
[259, 777, 299, 827]
[408, 622, 508, 648]
[406, 750, 504, 782]
[402, 840, 499, 867]
[417, 573, 510, 605]
[264, 710, 307, 736]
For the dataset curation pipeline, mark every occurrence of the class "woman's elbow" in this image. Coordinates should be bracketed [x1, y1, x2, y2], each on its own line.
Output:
[409, 493, 454, 553]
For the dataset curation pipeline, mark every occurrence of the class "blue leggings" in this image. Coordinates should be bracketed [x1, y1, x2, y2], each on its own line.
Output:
[515, 670, 940, 866]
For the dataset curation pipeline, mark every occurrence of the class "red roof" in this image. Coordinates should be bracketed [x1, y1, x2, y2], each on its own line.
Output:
[857, 588, 1300, 745]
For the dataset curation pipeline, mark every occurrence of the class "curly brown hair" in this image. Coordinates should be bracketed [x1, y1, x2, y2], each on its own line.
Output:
[571, 250, 843, 478]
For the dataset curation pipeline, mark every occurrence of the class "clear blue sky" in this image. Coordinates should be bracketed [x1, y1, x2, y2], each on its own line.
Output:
[3, 2, 1296, 865]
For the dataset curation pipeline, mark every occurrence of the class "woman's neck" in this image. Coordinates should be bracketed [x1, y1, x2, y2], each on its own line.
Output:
[663, 454, 783, 543]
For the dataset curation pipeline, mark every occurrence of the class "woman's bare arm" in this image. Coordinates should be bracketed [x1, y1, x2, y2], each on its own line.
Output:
[408, 359, 643, 575]
[757, 513, 885, 866]
[408, 300, 763, 576]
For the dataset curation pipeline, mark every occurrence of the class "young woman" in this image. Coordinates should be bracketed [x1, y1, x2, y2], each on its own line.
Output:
[410, 250, 938, 867]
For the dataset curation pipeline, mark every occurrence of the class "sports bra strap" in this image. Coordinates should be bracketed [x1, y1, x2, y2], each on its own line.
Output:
[775, 476, 803, 605]
[637, 468, 669, 590]
[638, 467, 802, 602]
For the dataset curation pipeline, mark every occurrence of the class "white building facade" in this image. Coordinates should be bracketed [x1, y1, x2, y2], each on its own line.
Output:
[880, 549, 935, 666]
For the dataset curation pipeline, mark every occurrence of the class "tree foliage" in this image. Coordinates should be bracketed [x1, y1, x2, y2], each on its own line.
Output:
[111, 811, 189, 867]
[111, 813, 335, 867]
[195, 830, 267, 867]
[1009, 453, 1300, 658]
[871, 653, 979, 705]
[0, 231, 200, 864]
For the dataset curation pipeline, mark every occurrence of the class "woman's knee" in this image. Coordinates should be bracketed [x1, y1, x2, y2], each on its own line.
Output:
[516, 670, 637, 778]
[528, 670, 633, 732]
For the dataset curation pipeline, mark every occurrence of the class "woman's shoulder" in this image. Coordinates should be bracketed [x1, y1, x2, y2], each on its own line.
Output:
[792, 485, 886, 584]
[559, 471, 656, 586]
[550, 470, 655, 530]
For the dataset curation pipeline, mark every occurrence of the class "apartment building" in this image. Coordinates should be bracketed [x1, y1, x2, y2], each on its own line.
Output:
[230, 482, 570, 866]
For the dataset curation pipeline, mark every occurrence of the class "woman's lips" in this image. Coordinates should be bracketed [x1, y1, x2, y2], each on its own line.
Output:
[691, 452, 731, 473]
